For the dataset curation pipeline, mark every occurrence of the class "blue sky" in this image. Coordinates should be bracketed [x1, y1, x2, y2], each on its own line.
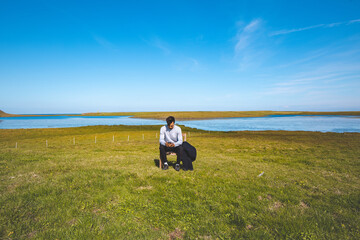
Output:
[1, 0, 360, 114]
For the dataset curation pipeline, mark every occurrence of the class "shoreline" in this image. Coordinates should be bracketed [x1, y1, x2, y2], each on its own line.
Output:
[0, 124, 359, 135]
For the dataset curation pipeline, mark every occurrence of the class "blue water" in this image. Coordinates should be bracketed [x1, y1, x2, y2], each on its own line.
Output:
[0, 116, 164, 129]
[179, 115, 360, 132]
[0, 115, 359, 133]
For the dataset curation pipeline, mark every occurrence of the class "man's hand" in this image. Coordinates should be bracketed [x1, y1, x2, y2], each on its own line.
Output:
[166, 142, 175, 147]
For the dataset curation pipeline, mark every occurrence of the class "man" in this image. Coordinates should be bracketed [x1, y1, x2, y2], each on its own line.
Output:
[159, 116, 183, 171]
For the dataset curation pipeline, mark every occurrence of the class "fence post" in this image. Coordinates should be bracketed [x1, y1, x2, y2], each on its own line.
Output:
[128, 135, 129, 141]
[142, 134, 144, 140]
[95, 136, 97, 144]
[113, 135, 114, 142]
[73, 137, 75, 145]
[46, 140, 48, 148]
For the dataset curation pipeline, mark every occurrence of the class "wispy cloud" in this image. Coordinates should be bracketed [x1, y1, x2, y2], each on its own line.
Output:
[143, 36, 171, 55]
[349, 19, 360, 24]
[263, 66, 360, 96]
[232, 19, 273, 71]
[93, 35, 118, 50]
[275, 49, 329, 68]
[173, 57, 201, 72]
[190, 58, 199, 67]
[275, 74, 340, 87]
[270, 19, 360, 36]
[234, 19, 262, 56]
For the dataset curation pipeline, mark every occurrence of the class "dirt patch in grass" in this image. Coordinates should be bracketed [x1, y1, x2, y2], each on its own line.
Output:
[269, 201, 283, 211]
[169, 228, 184, 239]
[67, 218, 77, 226]
[299, 201, 309, 209]
[27, 230, 37, 238]
[136, 186, 153, 190]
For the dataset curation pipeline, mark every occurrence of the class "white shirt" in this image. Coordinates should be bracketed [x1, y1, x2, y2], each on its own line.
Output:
[159, 125, 183, 147]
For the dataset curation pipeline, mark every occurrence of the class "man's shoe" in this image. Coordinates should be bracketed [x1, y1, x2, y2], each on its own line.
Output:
[175, 164, 180, 171]
[163, 163, 169, 170]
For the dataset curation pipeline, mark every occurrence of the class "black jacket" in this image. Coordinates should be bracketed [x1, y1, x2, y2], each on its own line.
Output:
[181, 141, 196, 170]
[182, 141, 197, 162]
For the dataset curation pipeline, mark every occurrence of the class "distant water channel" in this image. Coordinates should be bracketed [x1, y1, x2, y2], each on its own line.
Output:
[0, 115, 359, 133]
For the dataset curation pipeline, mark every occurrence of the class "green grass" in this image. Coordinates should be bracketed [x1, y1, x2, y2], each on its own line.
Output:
[1, 125, 359, 239]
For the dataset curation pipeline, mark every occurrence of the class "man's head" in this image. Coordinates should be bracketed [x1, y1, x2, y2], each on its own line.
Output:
[166, 116, 175, 129]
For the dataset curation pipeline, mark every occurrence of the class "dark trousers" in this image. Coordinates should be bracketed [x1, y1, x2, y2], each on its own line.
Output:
[159, 144, 183, 164]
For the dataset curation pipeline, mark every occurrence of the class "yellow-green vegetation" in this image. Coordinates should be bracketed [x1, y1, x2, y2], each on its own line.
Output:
[2, 110, 360, 120]
[0, 110, 17, 117]
[0, 110, 82, 118]
[1, 126, 360, 239]
[81, 111, 360, 120]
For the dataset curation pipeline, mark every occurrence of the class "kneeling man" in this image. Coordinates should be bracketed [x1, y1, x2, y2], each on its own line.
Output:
[159, 116, 183, 171]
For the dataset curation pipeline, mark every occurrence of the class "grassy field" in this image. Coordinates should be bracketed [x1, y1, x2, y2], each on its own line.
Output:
[1, 125, 359, 239]
[2, 110, 360, 120]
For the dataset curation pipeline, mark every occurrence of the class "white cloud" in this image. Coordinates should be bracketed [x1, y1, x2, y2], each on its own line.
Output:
[263, 66, 360, 96]
[93, 35, 118, 50]
[270, 19, 360, 36]
[275, 74, 339, 86]
[234, 19, 262, 56]
[349, 19, 360, 24]
[173, 57, 201, 72]
[271, 24, 324, 36]
[143, 36, 171, 55]
[232, 19, 273, 71]
[275, 49, 329, 69]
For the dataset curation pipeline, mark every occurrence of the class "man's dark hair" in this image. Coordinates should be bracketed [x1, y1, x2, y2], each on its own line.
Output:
[166, 116, 175, 126]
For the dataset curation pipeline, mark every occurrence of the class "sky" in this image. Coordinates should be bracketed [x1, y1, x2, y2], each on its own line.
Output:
[0, 0, 360, 114]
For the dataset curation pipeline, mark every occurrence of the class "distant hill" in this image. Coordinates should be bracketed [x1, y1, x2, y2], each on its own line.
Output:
[0, 110, 17, 117]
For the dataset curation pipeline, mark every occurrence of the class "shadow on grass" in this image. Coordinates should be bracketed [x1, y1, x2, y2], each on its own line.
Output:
[153, 159, 179, 169]
[154, 159, 160, 168]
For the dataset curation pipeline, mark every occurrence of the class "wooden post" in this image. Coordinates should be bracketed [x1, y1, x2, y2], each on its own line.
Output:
[95, 136, 97, 144]
[46, 140, 48, 148]
[142, 134, 144, 140]
[113, 135, 114, 142]
[73, 137, 75, 145]
[128, 135, 129, 141]
[184, 133, 187, 141]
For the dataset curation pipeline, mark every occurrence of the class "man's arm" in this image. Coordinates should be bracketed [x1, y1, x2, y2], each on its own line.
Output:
[174, 127, 183, 147]
[159, 127, 166, 146]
